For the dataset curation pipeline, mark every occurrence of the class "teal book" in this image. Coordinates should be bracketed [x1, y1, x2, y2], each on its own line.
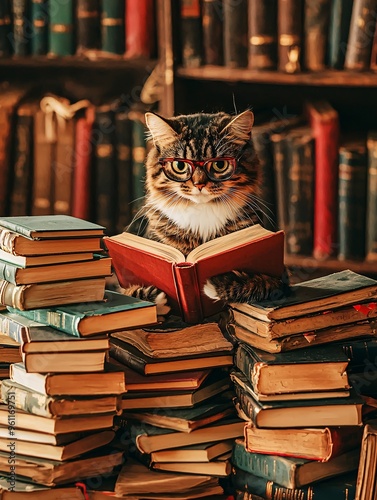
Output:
[366, 131, 377, 261]
[328, 0, 353, 69]
[0, 1, 12, 57]
[101, 0, 125, 55]
[231, 439, 360, 489]
[230, 270, 377, 321]
[338, 139, 368, 261]
[232, 468, 357, 500]
[7, 290, 157, 337]
[48, 0, 74, 56]
[31, 0, 49, 55]
[11, 0, 30, 56]
[0, 215, 105, 239]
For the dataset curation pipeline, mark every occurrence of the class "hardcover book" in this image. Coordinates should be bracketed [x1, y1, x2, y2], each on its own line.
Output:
[271, 130, 290, 234]
[22, 348, 107, 373]
[248, 0, 277, 70]
[11, 0, 30, 56]
[345, 0, 377, 70]
[223, 0, 248, 68]
[355, 420, 377, 500]
[124, 0, 156, 59]
[0, 1, 12, 57]
[9, 289, 157, 337]
[115, 111, 133, 231]
[232, 438, 360, 489]
[31, 0, 49, 55]
[328, 0, 353, 69]
[152, 456, 232, 477]
[366, 131, 377, 261]
[180, 0, 203, 68]
[101, 0, 125, 55]
[150, 440, 234, 463]
[0, 250, 95, 268]
[277, 0, 302, 73]
[76, 0, 101, 55]
[129, 108, 147, 217]
[104, 224, 285, 324]
[304, 0, 331, 71]
[202, 0, 223, 65]
[48, 0, 75, 56]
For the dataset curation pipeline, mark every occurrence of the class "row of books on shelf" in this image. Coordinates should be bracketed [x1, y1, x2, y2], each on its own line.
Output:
[256, 100, 377, 263]
[181, 0, 377, 73]
[0, 0, 156, 59]
[0, 89, 150, 236]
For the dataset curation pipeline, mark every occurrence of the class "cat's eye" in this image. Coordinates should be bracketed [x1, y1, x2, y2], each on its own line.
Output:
[159, 157, 236, 182]
[208, 160, 230, 172]
[171, 160, 191, 174]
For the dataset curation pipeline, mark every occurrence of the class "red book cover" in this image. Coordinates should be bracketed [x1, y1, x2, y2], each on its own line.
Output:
[72, 106, 95, 220]
[104, 225, 285, 324]
[306, 101, 340, 259]
[124, 0, 156, 59]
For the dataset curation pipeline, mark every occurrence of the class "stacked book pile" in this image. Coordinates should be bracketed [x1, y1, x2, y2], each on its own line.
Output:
[224, 269, 377, 498]
[0, 214, 161, 498]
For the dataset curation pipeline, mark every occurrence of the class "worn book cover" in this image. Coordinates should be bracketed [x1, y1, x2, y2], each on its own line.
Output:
[328, 0, 353, 69]
[11, 0, 30, 56]
[76, 0, 101, 55]
[278, 0, 302, 73]
[304, 0, 331, 71]
[202, 0, 223, 65]
[180, 0, 203, 68]
[31, 0, 49, 55]
[248, 0, 277, 70]
[223, 0, 248, 68]
[345, 0, 377, 70]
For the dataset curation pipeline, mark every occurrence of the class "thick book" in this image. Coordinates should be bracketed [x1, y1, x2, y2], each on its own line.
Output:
[76, 0, 101, 55]
[150, 440, 234, 463]
[338, 138, 368, 260]
[72, 106, 95, 220]
[104, 224, 285, 324]
[232, 468, 357, 500]
[1, 379, 120, 418]
[0, 1, 12, 57]
[233, 342, 350, 396]
[304, 0, 331, 71]
[10, 290, 157, 337]
[244, 423, 363, 462]
[101, 0, 125, 55]
[0, 250, 95, 268]
[230, 270, 377, 321]
[0, 448, 124, 487]
[0, 483, 87, 499]
[124, 0, 156, 59]
[366, 131, 377, 261]
[180, 0, 203, 68]
[22, 348, 107, 373]
[48, 0, 75, 56]
[234, 383, 364, 428]
[31, 0, 49, 55]
[129, 418, 244, 454]
[115, 111, 133, 232]
[10, 362, 126, 396]
[277, 0, 302, 73]
[152, 456, 232, 477]
[232, 438, 360, 489]
[0, 277, 106, 311]
[223, 0, 248, 68]
[306, 100, 340, 258]
[10, 101, 36, 216]
[0, 403, 114, 434]
[345, 0, 377, 70]
[355, 420, 377, 500]
[0, 430, 114, 462]
[328, 0, 354, 69]
[202, 0, 223, 65]
[0, 334, 21, 363]
[248, 0, 277, 70]
[11, 0, 30, 56]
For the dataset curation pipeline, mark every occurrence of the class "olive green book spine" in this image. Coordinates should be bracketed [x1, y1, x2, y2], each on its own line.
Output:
[366, 131, 377, 261]
[101, 0, 125, 55]
[48, 0, 75, 56]
[31, 0, 49, 55]
[223, 0, 248, 68]
[248, 0, 277, 70]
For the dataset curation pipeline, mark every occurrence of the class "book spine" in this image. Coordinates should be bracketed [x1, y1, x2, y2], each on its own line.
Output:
[271, 133, 290, 234]
[48, 0, 75, 57]
[115, 111, 133, 232]
[11, 0, 30, 56]
[223, 0, 248, 67]
[286, 131, 315, 255]
[1, 379, 54, 418]
[109, 341, 147, 375]
[173, 263, 203, 324]
[0, 314, 25, 344]
[8, 307, 81, 337]
[53, 116, 75, 216]
[125, 0, 156, 59]
[234, 384, 261, 423]
[202, 0, 223, 65]
[234, 346, 258, 388]
[304, 0, 331, 71]
[101, 0, 125, 55]
[366, 132, 377, 260]
[72, 107, 95, 220]
[338, 143, 368, 260]
[31, 0, 49, 55]
[345, 0, 377, 70]
[248, 0, 277, 70]
[94, 106, 117, 235]
[129, 111, 147, 218]
[10, 107, 34, 216]
[0, 261, 18, 285]
[231, 440, 297, 489]
[180, 0, 203, 67]
[277, 0, 302, 73]
[0, 1, 12, 57]
[76, 0, 101, 54]
[0, 280, 28, 310]
[328, 0, 354, 69]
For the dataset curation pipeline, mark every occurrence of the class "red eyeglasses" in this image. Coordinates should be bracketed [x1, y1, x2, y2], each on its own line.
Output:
[158, 157, 237, 182]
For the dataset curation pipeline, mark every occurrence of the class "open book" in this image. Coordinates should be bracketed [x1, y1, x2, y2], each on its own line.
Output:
[104, 225, 285, 323]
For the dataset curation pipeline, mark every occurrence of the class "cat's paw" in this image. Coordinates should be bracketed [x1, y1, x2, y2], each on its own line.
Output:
[154, 291, 171, 320]
[203, 281, 220, 301]
[120, 284, 171, 321]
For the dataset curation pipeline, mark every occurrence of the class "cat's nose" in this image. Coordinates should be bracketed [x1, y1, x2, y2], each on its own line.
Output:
[194, 184, 206, 191]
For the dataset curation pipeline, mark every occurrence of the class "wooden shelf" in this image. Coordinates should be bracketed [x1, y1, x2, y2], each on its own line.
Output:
[285, 255, 377, 276]
[177, 66, 377, 87]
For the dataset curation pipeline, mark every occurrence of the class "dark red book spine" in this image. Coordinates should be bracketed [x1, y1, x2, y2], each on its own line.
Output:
[72, 107, 95, 220]
[125, 0, 156, 59]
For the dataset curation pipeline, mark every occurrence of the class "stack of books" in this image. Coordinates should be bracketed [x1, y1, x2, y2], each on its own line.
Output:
[225, 269, 377, 498]
[0, 214, 160, 497]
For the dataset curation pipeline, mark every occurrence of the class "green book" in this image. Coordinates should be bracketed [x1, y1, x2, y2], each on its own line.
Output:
[101, 0, 125, 55]
[328, 0, 353, 69]
[31, 0, 49, 55]
[48, 0, 74, 56]
[8, 290, 157, 338]
[231, 439, 360, 489]
[11, 0, 30, 56]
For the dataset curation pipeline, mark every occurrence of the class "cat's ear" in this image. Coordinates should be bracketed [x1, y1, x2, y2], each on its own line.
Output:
[221, 110, 254, 143]
[145, 112, 178, 149]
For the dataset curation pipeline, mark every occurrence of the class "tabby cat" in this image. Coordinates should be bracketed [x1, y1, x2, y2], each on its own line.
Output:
[124, 110, 288, 316]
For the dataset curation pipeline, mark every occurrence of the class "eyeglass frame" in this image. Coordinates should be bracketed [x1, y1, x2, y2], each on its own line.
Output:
[157, 157, 237, 182]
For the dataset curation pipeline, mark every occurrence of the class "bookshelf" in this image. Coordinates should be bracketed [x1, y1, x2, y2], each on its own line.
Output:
[158, 0, 377, 277]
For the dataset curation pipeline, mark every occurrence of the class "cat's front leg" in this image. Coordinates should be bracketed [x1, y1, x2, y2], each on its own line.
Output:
[203, 269, 290, 304]
[120, 284, 171, 321]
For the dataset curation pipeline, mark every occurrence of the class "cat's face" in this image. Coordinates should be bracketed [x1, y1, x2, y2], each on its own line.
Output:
[144, 111, 261, 209]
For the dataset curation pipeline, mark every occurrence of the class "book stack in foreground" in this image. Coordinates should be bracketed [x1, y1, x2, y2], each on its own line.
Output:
[225, 269, 377, 498]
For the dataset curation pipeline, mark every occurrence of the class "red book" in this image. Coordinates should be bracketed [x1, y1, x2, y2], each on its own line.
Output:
[124, 0, 156, 59]
[72, 106, 95, 220]
[306, 101, 340, 259]
[104, 225, 285, 324]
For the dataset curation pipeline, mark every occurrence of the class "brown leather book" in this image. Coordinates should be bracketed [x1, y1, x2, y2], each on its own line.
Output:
[304, 0, 331, 71]
[76, 0, 101, 55]
[248, 0, 278, 70]
[180, 0, 203, 67]
[278, 0, 303, 73]
[345, 0, 377, 70]
[202, 0, 223, 65]
[223, 0, 248, 68]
